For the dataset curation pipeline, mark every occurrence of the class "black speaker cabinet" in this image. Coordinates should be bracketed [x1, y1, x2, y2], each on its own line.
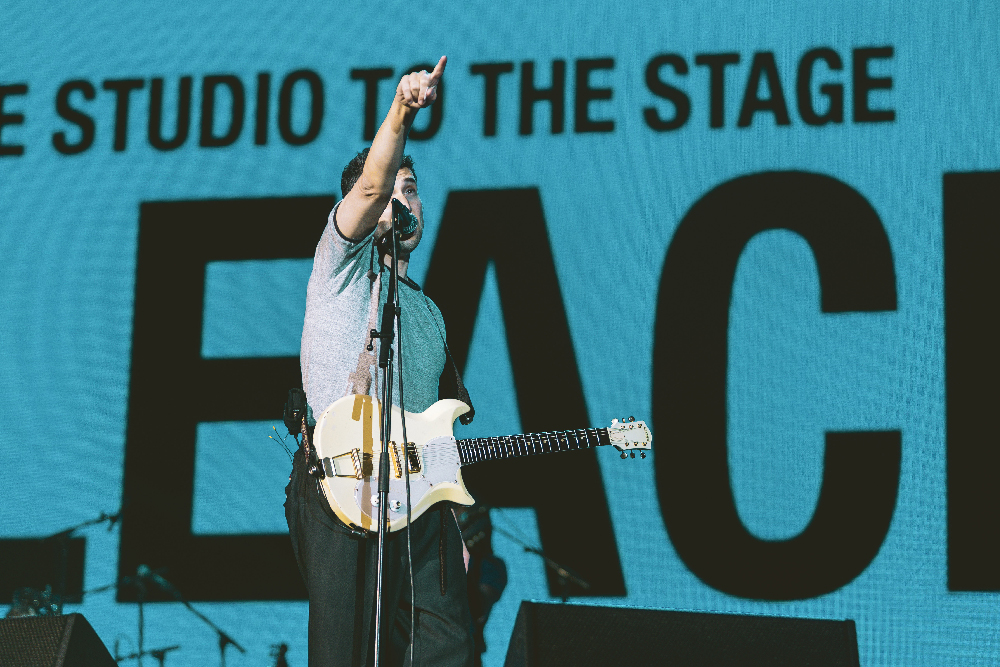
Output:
[504, 602, 860, 667]
[0, 614, 116, 667]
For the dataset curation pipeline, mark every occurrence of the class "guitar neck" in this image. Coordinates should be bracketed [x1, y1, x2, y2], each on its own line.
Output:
[457, 428, 612, 466]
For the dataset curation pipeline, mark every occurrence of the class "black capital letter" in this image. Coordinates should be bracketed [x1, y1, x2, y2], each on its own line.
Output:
[737, 52, 791, 127]
[574, 58, 614, 133]
[102, 79, 145, 152]
[119, 195, 333, 601]
[0, 539, 85, 606]
[644, 54, 690, 132]
[200, 75, 245, 148]
[424, 189, 625, 598]
[852, 47, 895, 123]
[470, 62, 514, 137]
[53, 80, 96, 155]
[797, 48, 844, 126]
[148, 76, 192, 151]
[255, 73, 270, 146]
[694, 53, 740, 129]
[350, 68, 393, 141]
[519, 60, 565, 135]
[278, 69, 323, 146]
[654, 171, 900, 600]
[0, 83, 28, 157]
[945, 171, 1000, 591]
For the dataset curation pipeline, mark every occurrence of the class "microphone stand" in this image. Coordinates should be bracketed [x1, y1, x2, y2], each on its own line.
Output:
[372, 202, 405, 667]
[490, 515, 591, 602]
[134, 565, 246, 667]
[115, 644, 181, 667]
[44, 509, 121, 614]
[85, 576, 182, 667]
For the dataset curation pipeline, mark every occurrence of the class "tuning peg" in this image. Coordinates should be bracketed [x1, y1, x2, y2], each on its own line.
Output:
[628, 416, 635, 422]
[620, 452, 627, 459]
[640, 452, 646, 459]
[630, 451, 635, 458]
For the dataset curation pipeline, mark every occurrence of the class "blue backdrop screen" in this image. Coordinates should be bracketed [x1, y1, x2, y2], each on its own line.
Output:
[1, 1, 998, 664]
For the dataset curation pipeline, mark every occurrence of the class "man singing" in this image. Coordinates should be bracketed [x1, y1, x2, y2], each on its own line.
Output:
[285, 56, 475, 667]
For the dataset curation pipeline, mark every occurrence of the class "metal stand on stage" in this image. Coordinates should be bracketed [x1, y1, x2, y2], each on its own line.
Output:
[131, 565, 245, 667]
[114, 643, 181, 667]
[43, 509, 121, 614]
[488, 509, 591, 602]
[369, 198, 416, 667]
[87, 564, 244, 667]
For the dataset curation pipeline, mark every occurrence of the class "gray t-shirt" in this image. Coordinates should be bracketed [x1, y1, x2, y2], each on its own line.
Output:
[300, 201, 447, 416]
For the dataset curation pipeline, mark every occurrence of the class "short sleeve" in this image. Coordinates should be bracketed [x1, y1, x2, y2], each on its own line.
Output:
[312, 200, 376, 292]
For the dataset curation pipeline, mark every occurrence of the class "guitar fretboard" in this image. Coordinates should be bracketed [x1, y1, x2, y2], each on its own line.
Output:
[457, 428, 611, 466]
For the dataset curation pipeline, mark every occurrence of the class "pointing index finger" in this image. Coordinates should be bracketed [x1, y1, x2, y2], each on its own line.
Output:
[427, 55, 447, 85]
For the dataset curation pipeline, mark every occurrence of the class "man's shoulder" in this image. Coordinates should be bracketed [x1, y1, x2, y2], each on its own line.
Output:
[331, 200, 369, 245]
[312, 201, 376, 282]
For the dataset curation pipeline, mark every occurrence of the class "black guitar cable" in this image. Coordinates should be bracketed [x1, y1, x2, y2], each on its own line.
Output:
[395, 316, 416, 667]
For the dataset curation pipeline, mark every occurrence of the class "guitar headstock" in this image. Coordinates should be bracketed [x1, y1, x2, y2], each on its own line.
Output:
[608, 417, 652, 459]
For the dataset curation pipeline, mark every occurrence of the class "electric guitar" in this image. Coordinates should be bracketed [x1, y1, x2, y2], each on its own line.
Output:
[312, 394, 652, 533]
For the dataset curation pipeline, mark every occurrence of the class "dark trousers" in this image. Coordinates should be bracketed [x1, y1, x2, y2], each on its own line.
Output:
[285, 450, 475, 667]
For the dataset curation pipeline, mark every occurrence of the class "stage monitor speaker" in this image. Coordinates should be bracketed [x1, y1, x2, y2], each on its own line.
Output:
[0, 613, 116, 667]
[503, 602, 860, 667]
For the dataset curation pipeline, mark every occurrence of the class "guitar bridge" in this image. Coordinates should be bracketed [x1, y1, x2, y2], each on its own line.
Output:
[389, 442, 404, 479]
[322, 449, 372, 480]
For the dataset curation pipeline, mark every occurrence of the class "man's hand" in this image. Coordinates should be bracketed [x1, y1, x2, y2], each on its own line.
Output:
[397, 56, 447, 109]
[337, 55, 447, 242]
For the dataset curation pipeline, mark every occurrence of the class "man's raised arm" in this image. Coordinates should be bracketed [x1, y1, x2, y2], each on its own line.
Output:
[337, 55, 447, 240]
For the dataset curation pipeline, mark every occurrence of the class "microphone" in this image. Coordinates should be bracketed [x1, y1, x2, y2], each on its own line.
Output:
[136, 564, 179, 596]
[391, 198, 419, 235]
[104, 509, 122, 532]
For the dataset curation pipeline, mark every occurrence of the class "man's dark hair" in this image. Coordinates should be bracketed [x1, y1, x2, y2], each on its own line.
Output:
[340, 147, 416, 198]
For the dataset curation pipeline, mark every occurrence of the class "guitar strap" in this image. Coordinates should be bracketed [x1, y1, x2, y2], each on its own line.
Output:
[418, 290, 476, 425]
[370, 253, 475, 425]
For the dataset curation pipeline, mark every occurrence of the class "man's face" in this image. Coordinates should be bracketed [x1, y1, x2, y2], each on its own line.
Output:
[376, 168, 423, 256]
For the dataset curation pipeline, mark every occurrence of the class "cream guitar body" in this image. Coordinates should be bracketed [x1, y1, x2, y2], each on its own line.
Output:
[313, 394, 474, 532]
[312, 394, 652, 534]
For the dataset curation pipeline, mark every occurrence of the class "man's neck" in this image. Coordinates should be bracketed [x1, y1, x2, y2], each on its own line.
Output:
[382, 253, 409, 279]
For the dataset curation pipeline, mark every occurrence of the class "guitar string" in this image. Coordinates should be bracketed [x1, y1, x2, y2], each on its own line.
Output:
[458, 428, 607, 463]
